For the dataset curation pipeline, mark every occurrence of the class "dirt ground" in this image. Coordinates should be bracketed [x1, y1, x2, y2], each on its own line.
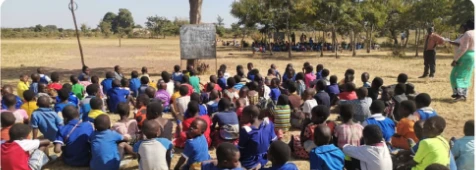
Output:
[1, 38, 473, 169]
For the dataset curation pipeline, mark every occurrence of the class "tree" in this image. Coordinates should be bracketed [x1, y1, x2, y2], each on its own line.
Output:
[216, 15, 226, 37]
[361, 0, 388, 53]
[34, 24, 43, 32]
[145, 15, 173, 38]
[217, 15, 225, 26]
[134, 24, 143, 28]
[44, 25, 58, 32]
[58, 28, 64, 32]
[448, 0, 474, 26]
[115, 8, 135, 34]
[80, 24, 89, 33]
[172, 17, 189, 36]
[188, 0, 204, 67]
[102, 12, 117, 32]
[99, 21, 112, 37]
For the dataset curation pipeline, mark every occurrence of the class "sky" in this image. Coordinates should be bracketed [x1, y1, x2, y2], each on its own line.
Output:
[0, 0, 238, 29]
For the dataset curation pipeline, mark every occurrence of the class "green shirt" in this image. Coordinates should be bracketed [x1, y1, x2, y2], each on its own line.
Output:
[413, 136, 450, 170]
[72, 84, 85, 100]
[189, 76, 200, 93]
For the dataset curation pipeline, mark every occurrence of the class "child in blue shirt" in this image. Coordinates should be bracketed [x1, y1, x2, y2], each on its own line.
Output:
[201, 142, 244, 170]
[315, 64, 324, 80]
[174, 118, 211, 170]
[363, 100, 395, 142]
[173, 65, 184, 83]
[310, 124, 345, 170]
[90, 114, 133, 170]
[138, 77, 150, 96]
[217, 70, 227, 90]
[451, 120, 474, 170]
[107, 80, 131, 113]
[269, 78, 281, 104]
[53, 105, 94, 167]
[54, 89, 77, 113]
[80, 84, 100, 121]
[262, 140, 298, 170]
[31, 96, 63, 141]
[55, 84, 79, 106]
[100, 71, 115, 95]
[1, 85, 24, 109]
[129, 71, 141, 98]
[361, 72, 371, 88]
[29, 73, 40, 95]
[414, 93, 437, 121]
[239, 105, 277, 169]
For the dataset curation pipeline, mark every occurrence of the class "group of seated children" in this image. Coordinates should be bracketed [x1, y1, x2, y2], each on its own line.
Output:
[0, 62, 473, 170]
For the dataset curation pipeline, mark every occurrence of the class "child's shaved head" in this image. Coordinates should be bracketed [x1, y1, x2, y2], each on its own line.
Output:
[363, 125, 383, 145]
[145, 87, 156, 99]
[210, 90, 219, 100]
[62, 105, 79, 122]
[414, 120, 425, 140]
[423, 116, 446, 138]
[9, 124, 31, 140]
[105, 71, 114, 79]
[31, 73, 40, 82]
[1, 112, 15, 128]
[142, 120, 161, 139]
[112, 80, 121, 88]
[464, 120, 474, 136]
[268, 140, 292, 166]
[216, 142, 240, 168]
[314, 124, 332, 146]
[1, 85, 13, 95]
[94, 114, 111, 131]
[3, 94, 18, 108]
[37, 96, 51, 107]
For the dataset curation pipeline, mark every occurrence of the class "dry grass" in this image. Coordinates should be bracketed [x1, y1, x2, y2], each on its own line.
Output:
[1, 38, 473, 170]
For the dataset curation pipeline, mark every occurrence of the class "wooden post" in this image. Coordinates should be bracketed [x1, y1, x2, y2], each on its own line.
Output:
[69, 0, 85, 67]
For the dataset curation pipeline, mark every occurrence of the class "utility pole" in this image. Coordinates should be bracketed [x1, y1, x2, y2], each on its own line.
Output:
[69, 0, 85, 67]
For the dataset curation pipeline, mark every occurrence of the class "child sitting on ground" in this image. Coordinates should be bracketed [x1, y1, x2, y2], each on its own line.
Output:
[270, 95, 291, 140]
[315, 64, 324, 80]
[101, 71, 115, 95]
[391, 100, 419, 150]
[112, 102, 139, 142]
[363, 100, 395, 142]
[155, 82, 171, 111]
[295, 72, 306, 96]
[410, 116, 451, 170]
[174, 118, 211, 170]
[138, 76, 150, 96]
[339, 87, 372, 123]
[391, 83, 408, 121]
[304, 65, 316, 88]
[175, 101, 212, 148]
[414, 93, 437, 121]
[172, 65, 184, 83]
[339, 69, 355, 86]
[343, 125, 393, 170]
[17, 74, 30, 101]
[54, 89, 77, 113]
[320, 69, 330, 85]
[2, 94, 29, 124]
[135, 94, 150, 128]
[302, 89, 318, 117]
[263, 140, 299, 170]
[174, 85, 191, 117]
[326, 75, 340, 105]
[206, 90, 220, 115]
[30, 73, 40, 94]
[1, 85, 23, 109]
[107, 80, 131, 113]
[1, 124, 51, 170]
[290, 105, 336, 159]
[310, 124, 345, 170]
[55, 84, 80, 106]
[368, 77, 384, 101]
[129, 71, 141, 98]
[133, 120, 173, 170]
[201, 142, 243, 169]
[53, 105, 94, 167]
[87, 97, 106, 122]
[338, 82, 358, 101]
[239, 105, 277, 169]
[451, 120, 474, 170]
[91, 75, 105, 99]
[141, 66, 150, 79]
[314, 80, 330, 108]
[236, 87, 250, 119]
[21, 90, 38, 118]
[189, 70, 201, 93]
[247, 81, 260, 106]
[211, 98, 240, 147]
[71, 75, 85, 100]
[334, 104, 364, 148]
[90, 114, 134, 170]
[37, 67, 51, 84]
[361, 72, 371, 88]
[269, 78, 281, 104]
[31, 96, 63, 141]
[80, 84, 99, 121]
[146, 102, 174, 140]
[1, 112, 16, 141]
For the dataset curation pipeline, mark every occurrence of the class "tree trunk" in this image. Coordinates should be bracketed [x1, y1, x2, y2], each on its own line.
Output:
[286, 6, 291, 59]
[119, 36, 121, 47]
[352, 29, 356, 57]
[391, 29, 398, 45]
[367, 25, 373, 53]
[333, 27, 337, 58]
[320, 30, 324, 57]
[404, 29, 410, 48]
[267, 31, 273, 55]
[415, 28, 420, 57]
[187, 0, 203, 68]
[240, 29, 246, 51]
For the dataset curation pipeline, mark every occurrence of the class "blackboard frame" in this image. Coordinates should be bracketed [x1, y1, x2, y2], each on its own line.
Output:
[180, 24, 217, 60]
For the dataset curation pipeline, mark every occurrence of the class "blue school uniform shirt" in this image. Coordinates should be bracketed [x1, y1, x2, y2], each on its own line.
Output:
[282, 74, 296, 82]
[172, 72, 184, 83]
[55, 93, 79, 106]
[261, 163, 299, 170]
[31, 107, 63, 141]
[1, 95, 23, 109]
[218, 77, 227, 90]
[451, 136, 474, 170]
[316, 70, 323, 80]
[247, 72, 255, 81]
[29, 82, 39, 94]
[364, 114, 395, 142]
[39, 74, 50, 84]
[270, 87, 281, 103]
[309, 144, 345, 170]
[100, 78, 114, 95]
[314, 90, 331, 108]
[138, 84, 149, 96]
[80, 96, 95, 121]
[90, 130, 124, 170]
[213, 111, 240, 140]
[206, 101, 219, 115]
[182, 135, 210, 170]
[107, 87, 130, 113]
[412, 137, 458, 170]
[239, 118, 277, 169]
[325, 84, 340, 95]
[54, 119, 94, 166]
[184, 104, 208, 118]
[54, 102, 76, 113]
[234, 83, 244, 90]
[201, 161, 244, 170]
[416, 107, 437, 121]
[129, 78, 141, 97]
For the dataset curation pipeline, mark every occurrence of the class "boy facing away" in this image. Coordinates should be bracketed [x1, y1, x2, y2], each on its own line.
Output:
[1, 124, 51, 170]
[262, 140, 298, 170]
[310, 124, 345, 170]
[53, 105, 94, 167]
[362, 100, 395, 142]
[21, 90, 38, 118]
[133, 120, 173, 170]
[451, 120, 474, 170]
[414, 93, 437, 121]
[31, 96, 63, 141]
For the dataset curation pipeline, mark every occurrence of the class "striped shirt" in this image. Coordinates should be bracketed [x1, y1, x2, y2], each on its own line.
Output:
[334, 123, 364, 148]
[272, 105, 291, 131]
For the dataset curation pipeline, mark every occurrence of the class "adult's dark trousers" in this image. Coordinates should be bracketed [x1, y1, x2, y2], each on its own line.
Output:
[423, 50, 436, 77]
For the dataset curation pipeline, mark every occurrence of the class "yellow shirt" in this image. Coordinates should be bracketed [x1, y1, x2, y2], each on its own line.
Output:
[412, 136, 450, 170]
[17, 81, 30, 100]
[21, 101, 38, 118]
[88, 109, 105, 120]
[171, 91, 181, 104]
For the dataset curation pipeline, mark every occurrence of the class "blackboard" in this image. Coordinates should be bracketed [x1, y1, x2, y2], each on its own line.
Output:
[180, 24, 217, 59]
